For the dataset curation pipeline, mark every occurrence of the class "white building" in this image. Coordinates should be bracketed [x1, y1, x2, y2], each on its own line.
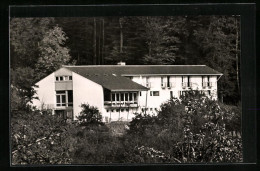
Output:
[31, 64, 222, 122]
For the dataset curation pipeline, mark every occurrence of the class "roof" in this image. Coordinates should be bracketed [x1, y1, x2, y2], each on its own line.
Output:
[65, 67, 148, 91]
[64, 65, 222, 91]
[84, 74, 148, 91]
[64, 65, 222, 76]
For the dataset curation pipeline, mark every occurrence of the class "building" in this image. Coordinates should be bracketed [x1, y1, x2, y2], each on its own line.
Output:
[31, 64, 222, 122]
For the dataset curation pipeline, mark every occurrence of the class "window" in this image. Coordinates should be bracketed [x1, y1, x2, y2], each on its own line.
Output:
[187, 76, 190, 87]
[64, 76, 69, 81]
[116, 93, 120, 101]
[68, 90, 73, 106]
[126, 109, 129, 112]
[116, 109, 119, 112]
[121, 109, 124, 112]
[150, 91, 160, 96]
[121, 93, 124, 101]
[112, 93, 116, 101]
[56, 90, 73, 107]
[133, 93, 137, 101]
[56, 76, 72, 81]
[106, 109, 109, 112]
[129, 93, 133, 101]
[167, 76, 170, 87]
[56, 91, 66, 106]
[140, 92, 142, 96]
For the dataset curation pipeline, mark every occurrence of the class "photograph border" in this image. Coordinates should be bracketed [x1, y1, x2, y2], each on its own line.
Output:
[2, 2, 257, 170]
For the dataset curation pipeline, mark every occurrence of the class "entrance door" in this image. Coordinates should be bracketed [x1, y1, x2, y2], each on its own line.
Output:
[55, 110, 66, 120]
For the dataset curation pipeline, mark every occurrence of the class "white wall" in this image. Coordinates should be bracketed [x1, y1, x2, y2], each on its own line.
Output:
[31, 73, 55, 110]
[132, 75, 219, 111]
[72, 72, 104, 120]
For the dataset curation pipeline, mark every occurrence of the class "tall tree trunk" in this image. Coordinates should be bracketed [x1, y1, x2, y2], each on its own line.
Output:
[235, 17, 240, 92]
[93, 18, 97, 65]
[119, 18, 123, 53]
[97, 19, 101, 65]
[101, 19, 105, 65]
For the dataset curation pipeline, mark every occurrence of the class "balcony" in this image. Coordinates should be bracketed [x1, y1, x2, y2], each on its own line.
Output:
[208, 82, 214, 88]
[202, 82, 214, 89]
[202, 82, 208, 88]
[104, 101, 138, 108]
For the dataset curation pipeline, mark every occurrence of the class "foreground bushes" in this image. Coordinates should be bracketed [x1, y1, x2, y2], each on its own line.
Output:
[11, 94, 242, 164]
[127, 91, 242, 163]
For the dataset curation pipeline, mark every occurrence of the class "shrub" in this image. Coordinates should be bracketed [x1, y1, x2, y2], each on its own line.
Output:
[126, 90, 242, 163]
[11, 110, 73, 165]
[77, 103, 103, 127]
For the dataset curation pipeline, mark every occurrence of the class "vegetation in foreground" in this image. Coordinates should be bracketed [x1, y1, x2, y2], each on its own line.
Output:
[11, 91, 242, 165]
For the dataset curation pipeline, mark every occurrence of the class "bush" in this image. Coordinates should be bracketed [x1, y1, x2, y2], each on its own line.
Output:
[126, 90, 242, 163]
[77, 103, 103, 127]
[11, 110, 73, 165]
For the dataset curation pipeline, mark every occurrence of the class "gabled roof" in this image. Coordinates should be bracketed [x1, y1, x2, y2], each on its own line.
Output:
[64, 65, 222, 76]
[66, 67, 148, 91]
[64, 65, 222, 91]
[83, 74, 148, 91]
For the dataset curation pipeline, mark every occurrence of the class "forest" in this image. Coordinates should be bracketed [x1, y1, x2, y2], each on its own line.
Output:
[10, 16, 242, 164]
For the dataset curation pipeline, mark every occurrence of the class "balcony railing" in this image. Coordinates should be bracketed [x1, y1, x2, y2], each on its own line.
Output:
[56, 102, 73, 108]
[202, 82, 214, 88]
[104, 101, 138, 108]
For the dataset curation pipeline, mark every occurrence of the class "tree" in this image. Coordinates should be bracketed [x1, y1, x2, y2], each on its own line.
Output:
[34, 26, 71, 81]
[77, 104, 104, 127]
[10, 18, 55, 69]
[10, 67, 37, 112]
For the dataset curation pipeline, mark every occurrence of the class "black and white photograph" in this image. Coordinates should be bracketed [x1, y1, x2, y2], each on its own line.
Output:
[9, 5, 250, 166]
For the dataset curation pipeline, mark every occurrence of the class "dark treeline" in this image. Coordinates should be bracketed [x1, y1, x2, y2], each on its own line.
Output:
[10, 16, 240, 105]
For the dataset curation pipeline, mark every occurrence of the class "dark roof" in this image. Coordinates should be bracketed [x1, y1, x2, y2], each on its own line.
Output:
[64, 65, 222, 76]
[66, 67, 148, 91]
[64, 65, 222, 91]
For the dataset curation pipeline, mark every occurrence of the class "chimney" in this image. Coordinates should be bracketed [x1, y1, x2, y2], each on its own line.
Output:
[117, 61, 126, 66]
